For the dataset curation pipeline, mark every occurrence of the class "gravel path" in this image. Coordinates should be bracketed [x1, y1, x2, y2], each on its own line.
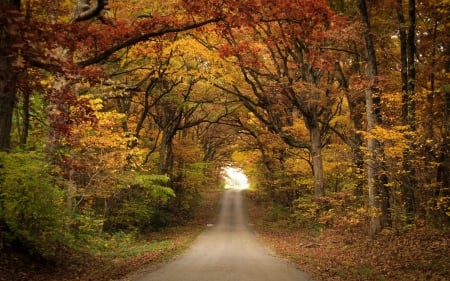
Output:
[133, 189, 312, 281]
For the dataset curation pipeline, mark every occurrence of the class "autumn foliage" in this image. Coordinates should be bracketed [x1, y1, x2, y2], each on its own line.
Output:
[0, 0, 449, 280]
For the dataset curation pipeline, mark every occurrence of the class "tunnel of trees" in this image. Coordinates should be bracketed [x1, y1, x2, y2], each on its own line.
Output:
[0, 0, 449, 261]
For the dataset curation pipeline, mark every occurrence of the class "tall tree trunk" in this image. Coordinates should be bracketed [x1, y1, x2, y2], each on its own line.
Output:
[0, 1, 20, 150]
[309, 121, 324, 197]
[358, 0, 390, 237]
[300, 87, 325, 198]
[397, 0, 417, 223]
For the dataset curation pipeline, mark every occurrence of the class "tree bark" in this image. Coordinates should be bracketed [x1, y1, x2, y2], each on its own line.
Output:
[159, 132, 175, 175]
[0, 70, 16, 150]
[397, 0, 417, 223]
[0, 2, 19, 150]
[358, 0, 390, 237]
[309, 121, 324, 197]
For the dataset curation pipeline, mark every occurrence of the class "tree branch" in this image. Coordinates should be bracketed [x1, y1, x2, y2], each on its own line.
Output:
[77, 17, 222, 67]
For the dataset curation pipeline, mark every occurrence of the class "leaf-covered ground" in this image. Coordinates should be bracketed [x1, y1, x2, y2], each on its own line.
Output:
[0, 190, 222, 281]
[3, 189, 448, 281]
[245, 192, 450, 281]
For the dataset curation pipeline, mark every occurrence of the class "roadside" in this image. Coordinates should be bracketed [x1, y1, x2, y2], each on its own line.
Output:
[0, 190, 222, 281]
[245, 190, 450, 281]
[4, 188, 448, 281]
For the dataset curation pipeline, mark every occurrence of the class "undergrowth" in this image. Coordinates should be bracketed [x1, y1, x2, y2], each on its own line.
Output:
[0, 190, 222, 281]
[245, 189, 450, 281]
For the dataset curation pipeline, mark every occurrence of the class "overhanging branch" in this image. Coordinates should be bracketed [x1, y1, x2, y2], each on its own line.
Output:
[78, 17, 222, 67]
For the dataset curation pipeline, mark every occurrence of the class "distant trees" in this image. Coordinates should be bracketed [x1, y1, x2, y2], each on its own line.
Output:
[212, 0, 347, 198]
[208, 0, 450, 235]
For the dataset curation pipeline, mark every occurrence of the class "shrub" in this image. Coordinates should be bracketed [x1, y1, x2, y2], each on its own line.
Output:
[291, 195, 320, 228]
[0, 152, 67, 259]
[103, 172, 174, 232]
[291, 192, 359, 232]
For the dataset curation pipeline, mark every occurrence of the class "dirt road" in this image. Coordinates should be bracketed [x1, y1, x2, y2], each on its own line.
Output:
[134, 189, 312, 281]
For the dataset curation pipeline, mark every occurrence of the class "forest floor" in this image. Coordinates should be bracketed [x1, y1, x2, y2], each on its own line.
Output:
[2, 189, 449, 281]
[244, 191, 450, 281]
[0, 190, 223, 281]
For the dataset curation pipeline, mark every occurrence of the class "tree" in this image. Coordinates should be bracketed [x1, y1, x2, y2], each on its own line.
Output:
[358, 0, 390, 237]
[0, 0, 222, 150]
[413, 0, 450, 224]
[359, 0, 450, 229]
[397, 0, 417, 224]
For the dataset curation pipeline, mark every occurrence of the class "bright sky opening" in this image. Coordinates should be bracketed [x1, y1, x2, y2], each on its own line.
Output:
[223, 167, 249, 190]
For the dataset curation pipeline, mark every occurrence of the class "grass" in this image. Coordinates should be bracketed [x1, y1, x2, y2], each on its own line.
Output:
[74, 231, 173, 259]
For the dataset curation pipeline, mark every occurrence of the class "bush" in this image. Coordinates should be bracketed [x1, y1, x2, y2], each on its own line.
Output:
[103, 172, 174, 232]
[266, 203, 290, 222]
[0, 152, 67, 259]
[291, 192, 358, 232]
[291, 195, 321, 228]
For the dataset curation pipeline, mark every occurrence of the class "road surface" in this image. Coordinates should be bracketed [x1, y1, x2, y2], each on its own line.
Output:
[134, 189, 312, 281]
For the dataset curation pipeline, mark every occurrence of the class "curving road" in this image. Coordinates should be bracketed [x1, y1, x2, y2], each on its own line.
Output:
[134, 189, 312, 281]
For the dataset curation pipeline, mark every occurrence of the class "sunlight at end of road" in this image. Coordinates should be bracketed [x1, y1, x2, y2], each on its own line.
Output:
[223, 167, 249, 190]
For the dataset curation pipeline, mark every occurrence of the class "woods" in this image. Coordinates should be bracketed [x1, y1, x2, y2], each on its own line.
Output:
[0, 0, 449, 280]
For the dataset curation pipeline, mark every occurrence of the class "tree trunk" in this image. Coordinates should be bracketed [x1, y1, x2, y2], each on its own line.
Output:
[404, 0, 417, 221]
[300, 87, 325, 198]
[0, 70, 15, 150]
[159, 132, 174, 175]
[309, 121, 324, 197]
[397, 0, 417, 224]
[0, 2, 19, 150]
[358, 0, 390, 237]
[365, 90, 381, 236]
